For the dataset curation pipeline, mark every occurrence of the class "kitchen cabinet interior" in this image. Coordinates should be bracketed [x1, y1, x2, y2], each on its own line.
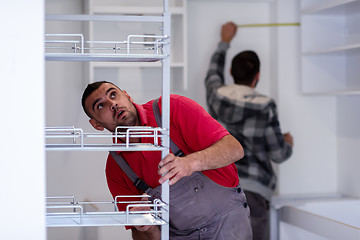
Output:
[270, 1, 360, 239]
[84, 0, 187, 90]
[300, 0, 360, 95]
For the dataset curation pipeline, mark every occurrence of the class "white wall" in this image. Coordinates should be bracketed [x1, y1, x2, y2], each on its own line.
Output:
[187, 0, 274, 107]
[0, 0, 46, 240]
[337, 95, 360, 198]
[187, 0, 338, 196]
[273, 0, 338, 196]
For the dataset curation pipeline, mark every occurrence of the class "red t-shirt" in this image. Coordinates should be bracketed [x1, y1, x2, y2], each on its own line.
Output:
[106, 95, 239, 211]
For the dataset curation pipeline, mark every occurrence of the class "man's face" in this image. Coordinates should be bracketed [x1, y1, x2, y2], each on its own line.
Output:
[85, 83, 139, 132]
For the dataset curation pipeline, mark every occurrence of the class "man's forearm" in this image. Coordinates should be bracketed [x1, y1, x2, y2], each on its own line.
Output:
[205, 42, 229, 117]
[205, 42, 228, 90]
[188, 134, 244, 172]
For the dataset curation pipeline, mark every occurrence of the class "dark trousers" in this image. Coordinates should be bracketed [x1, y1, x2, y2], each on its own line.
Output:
[244, 190, 269, 240]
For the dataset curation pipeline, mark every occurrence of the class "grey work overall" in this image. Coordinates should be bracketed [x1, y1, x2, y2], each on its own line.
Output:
[110, 98, 252, 239]
[111, 149, 252, 240]
[148, 171, 252, 240]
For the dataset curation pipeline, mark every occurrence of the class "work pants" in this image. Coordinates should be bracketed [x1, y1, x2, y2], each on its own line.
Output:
[150, 172, 252, 240]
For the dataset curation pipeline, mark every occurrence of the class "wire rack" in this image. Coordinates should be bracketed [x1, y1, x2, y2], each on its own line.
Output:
[45, 2, 171, 237]
[45, 126, 168, 151]
[45, 33, 169, 62]
[46, 195, 168, 227]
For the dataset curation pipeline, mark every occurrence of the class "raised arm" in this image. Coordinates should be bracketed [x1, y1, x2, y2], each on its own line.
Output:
[158, 134, 244, 185]
[205, 22, 237, 119]
[205, 22, 237, 92]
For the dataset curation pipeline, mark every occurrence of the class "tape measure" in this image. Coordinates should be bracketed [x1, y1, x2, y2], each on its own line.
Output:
[237, 22, 300, 28]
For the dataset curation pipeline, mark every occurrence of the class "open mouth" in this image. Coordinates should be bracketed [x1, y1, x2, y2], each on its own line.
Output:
[117, 110, 125, 119]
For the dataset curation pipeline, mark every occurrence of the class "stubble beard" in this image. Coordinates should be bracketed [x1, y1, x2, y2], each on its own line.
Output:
[111, 111, 139, 133]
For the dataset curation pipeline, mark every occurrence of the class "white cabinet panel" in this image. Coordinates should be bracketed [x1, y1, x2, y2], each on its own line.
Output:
[301, 0, 360, 95]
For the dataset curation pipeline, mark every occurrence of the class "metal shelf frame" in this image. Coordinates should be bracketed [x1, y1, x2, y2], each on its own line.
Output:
[45, 126, 168, 151]
[46, 195, 168, 227]
[45, 33, 169, 62]
[45, 11, 170, 62]
[45, 0, 171, 238]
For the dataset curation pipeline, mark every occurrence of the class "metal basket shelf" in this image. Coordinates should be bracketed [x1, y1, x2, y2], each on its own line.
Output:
[45, 126, 168, 151]
[46, 195, 168, 227]
[45, 34, 169, 62]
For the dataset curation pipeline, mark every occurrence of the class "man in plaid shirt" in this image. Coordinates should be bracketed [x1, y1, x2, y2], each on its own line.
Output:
[205, 22, 294, 240]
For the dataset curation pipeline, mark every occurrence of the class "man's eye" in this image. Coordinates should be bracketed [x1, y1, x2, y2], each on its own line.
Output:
[110, 92, 116, 98]
[97, 104, 103, 110]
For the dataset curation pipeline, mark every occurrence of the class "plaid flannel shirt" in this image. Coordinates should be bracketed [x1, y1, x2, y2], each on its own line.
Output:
[205, 42, 292, 201]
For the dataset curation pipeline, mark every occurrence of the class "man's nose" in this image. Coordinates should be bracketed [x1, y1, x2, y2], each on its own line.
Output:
[110, 102, 118, 111]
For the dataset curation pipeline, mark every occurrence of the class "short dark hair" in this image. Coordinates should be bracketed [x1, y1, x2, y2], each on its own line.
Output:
[81, 81, 119, 118]
[231, 50, 260, 85]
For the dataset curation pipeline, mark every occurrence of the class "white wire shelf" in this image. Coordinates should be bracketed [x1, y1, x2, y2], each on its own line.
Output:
[45, 126, 168, 151]
[46, 195, 168, 227]
[45, 34, 169, 62]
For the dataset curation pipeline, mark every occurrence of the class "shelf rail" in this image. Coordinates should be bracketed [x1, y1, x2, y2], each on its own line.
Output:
[46, 195, 168, 227]
[45, 126, 168, 151]
[45, 34, 169, 57]
[46, 34, 84, 54]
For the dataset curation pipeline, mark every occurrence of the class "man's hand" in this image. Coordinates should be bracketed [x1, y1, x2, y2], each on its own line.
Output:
[221, 21, 237, 43]
[130, 195, 161, 240]
[131, 225, 160, 240]
[129, 195, 153, 232]
[283, 132, 294, 147]
[158, 135, 243, 186]
[158, 153, 194, 185]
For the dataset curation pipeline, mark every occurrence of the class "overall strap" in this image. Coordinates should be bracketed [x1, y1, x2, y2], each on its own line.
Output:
[109, 151, 151, 193]
[152, 98, 185, 157]
[109, 97, 185, 193]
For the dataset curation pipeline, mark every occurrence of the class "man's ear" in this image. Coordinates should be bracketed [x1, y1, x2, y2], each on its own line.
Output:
[251, 72, 260, 88]
[89, 118, 104, 131]
[123, 90, 134, 103]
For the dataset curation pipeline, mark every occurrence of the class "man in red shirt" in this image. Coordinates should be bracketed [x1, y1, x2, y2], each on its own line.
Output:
[82, 81, 252, 240]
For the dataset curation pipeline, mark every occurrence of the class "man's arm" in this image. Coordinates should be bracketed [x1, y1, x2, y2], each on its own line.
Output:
[205, 21, 237, 89]
[158, 134, 244, 185]
[205, 22, 237, 119]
